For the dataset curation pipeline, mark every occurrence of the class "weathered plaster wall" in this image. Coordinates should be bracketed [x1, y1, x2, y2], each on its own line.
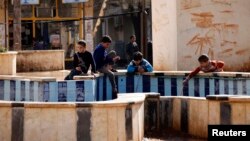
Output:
[178, 0, 250, 71]
[152, 0, 250, 71]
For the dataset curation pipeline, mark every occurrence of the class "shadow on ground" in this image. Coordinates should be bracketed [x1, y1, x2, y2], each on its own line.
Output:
[144, 129, 207, 141]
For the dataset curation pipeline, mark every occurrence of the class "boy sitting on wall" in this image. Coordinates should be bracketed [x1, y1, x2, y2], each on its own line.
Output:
[127, 52, 153, 73]
[183, 54, 224, 84]
[64, 40, 96, 80]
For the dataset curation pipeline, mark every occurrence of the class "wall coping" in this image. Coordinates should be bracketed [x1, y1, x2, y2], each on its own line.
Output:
[17, 50, 64, 53]
[0, 51, 18, 55]
[0, 93, 156, 108]
[1, 70, 250, 82]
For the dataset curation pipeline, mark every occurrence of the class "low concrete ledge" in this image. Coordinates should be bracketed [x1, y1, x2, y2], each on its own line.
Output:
[0, 75, 56, 82]
[17, 50, 65, 72]
[0, 93, 147, 141]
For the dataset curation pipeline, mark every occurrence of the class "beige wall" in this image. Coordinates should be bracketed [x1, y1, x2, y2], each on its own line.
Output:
[17, 50, 65, 72]
[152, 0, 178, 71]
[177, 0, 250, 71]
[152, 0, 250, 71]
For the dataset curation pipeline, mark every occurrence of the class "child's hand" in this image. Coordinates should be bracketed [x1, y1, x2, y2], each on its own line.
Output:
[76, 67, 81, 71]
[113, 56, 120, 61]
[138, 66, 145, 73]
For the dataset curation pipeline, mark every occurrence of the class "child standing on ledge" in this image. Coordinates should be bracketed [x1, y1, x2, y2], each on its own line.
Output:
[183, 54, 224, 85]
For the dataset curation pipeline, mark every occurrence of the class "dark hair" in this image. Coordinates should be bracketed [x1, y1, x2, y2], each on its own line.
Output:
[78, 40, 86, 47]
[133, 52, 143, 61]
[130, 35, 136, 40]
[198, 54, 209, 62]
[101, 35, 112, 43]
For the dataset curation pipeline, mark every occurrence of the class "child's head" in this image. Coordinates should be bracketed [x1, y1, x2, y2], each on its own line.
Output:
[198, 54, 210, 67]
[130, 35, 136, 42]
[101, 35, 112, 49]
[133, 52, 143, 65]
[77, 40, 86, 53]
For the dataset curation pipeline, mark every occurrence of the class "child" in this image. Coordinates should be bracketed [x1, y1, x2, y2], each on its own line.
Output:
[127, 52, 153, 73]
[94, 35, 120, 99]
[64, 40, 96, 80]
[183, 54, 224, 84]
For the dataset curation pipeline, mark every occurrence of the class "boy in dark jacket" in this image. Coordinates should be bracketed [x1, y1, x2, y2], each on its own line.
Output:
[93, 35, 120, 99]
[127, 52, 153, 73]
[65, 40, 96, 80]
[183, 54, 224, 84]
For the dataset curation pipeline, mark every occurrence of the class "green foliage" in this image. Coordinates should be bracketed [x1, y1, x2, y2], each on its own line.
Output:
[0, 46, 7, 53]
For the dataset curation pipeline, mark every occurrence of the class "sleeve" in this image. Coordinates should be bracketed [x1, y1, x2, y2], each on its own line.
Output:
[73, 53, 78, 68]
[142, 60, 153, 72]
[90, 53, 96, 73]
[94, 48, 105, 65]
[216, 61, 225, 69]
[187, 67, 201, 80]
[127, 62, 138, 73]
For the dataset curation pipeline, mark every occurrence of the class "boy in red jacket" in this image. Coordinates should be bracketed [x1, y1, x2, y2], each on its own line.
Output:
[183, 54, 224, 84]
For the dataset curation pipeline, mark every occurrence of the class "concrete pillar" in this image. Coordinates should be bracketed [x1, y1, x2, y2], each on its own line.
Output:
[152, 0, 177, 71]
[84, 0, 94, 52]
[13, 0, 22, 51]
[0, 0, 7, 49]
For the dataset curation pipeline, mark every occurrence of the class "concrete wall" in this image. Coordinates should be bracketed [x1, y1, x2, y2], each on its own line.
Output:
[17, 50, 65, 72]
[152, 0, 178, 71]
[0, 94, 146, 141]
[152, 0, 250, 71]
[146, 96, 250, 138]
[0, 52, 17, 75]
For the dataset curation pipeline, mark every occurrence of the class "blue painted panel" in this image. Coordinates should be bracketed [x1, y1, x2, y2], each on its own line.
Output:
[106, 77, 112, 100]
[164, 78, 171, 96]
[177, 77, 183, 96]
[150, 76, 158, 93]
[33, 82, 39, 101]
[228, 80, 234, 94]
[58, 82, 67, 102]
[25, 81, 30, 101]
[237, 80, 243, 95]
[242, 80, 247, 95]
[76, 81, 84, 102]
[85, 80, 95, 101]
[118, 76, 126, 93]
[199, 78, 205, 97]
[143, 75, 150, 92]
[247, 80, 250, 95]
[219, 79, 224, 94]
[49, 82, 58, 102]
[209, 79, 215, 95]
[233, 80, 238, 95]
[67, 81, 76, 102]
[188, 79, 194, 97]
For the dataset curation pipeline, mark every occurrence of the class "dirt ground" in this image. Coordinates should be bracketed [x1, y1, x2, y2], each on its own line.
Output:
[143, 129, 207, 141]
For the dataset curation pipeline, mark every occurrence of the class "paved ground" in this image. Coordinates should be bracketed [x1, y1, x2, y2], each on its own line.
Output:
[144, 130, 207, 141]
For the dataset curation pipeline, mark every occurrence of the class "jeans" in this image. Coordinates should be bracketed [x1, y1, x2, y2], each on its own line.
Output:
[64, 69, 82, 80]
[98, 65, 117, 91]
